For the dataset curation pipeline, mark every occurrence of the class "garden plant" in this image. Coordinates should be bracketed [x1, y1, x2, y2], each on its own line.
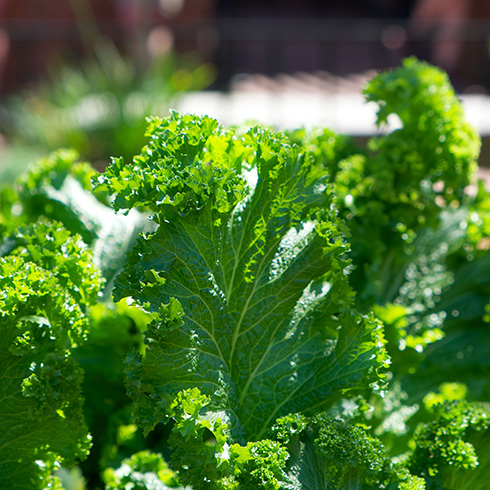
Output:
[1, 58, 490, 490]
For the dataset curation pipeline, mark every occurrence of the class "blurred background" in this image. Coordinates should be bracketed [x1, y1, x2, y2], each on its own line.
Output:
[1, 0, 490, 179]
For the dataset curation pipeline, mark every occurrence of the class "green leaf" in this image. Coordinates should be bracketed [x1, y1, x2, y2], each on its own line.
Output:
[16, 149, 99, 243]
[109, 114, 388, 445]
[292, 58, 480, 309]
[103, 450, 178, 490]
[364, 57, 479, 198]
[96, 111, 250, 217]
[4, 149, 150, 291]
[12, 221, 103, 308]
[0, 223, 103, 489]
[266, 413, 425, 490]
[407, 400, 489, 489]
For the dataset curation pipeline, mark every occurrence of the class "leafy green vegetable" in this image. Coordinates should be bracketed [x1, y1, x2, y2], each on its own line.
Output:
[113, 390, 424, 489]
[72, 300, 154, 488]
[6, 149, 99, 241]
[104, 450, 178, 490]
[270, 413, 426, 490]
[289, 57, 480, 312]
[95, 111, 390, 486]
[0, 222, 103, 489]
[3, 57, 490, 489]
[1, 149, 150, 293]
[408, 400, 489, 489]
[99, 113, 388, 440]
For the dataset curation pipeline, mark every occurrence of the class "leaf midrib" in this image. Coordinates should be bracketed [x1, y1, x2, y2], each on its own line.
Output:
[225, 168, 309, 374]
[236, 248, 327, 406]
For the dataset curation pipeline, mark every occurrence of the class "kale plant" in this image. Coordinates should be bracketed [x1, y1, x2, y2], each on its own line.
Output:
[1, 58, 490, 489]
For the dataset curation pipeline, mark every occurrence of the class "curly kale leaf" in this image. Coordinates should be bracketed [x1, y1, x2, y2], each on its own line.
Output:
[268, 413, 425, 490]
[103, 450, 178, 490]
[290, 58, 480, 309]
[407, 400, 490, 490]
[364, 57, 479, 205]
[97, 111, 250, 217]
[0, 149, 149, 292]
[99, 113, 388, 446]
[105, 392, 423, 490]
[14, 149, 100, 243]
[0, 222, 103, 489]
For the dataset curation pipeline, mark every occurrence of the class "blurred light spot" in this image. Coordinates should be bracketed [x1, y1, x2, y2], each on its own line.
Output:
[147, 26, 174, 58]
[464, 184, 478, 197]
[382, 25, 407, 50]
[435, 195, 446, 207]
[386, 113, 402, 130]
[477, 237, 490, 251]
[433, 180, 444, 192]
[171, 69, 193, 91]
[470, 212, 480, 223]
[159, 0, 185, 16]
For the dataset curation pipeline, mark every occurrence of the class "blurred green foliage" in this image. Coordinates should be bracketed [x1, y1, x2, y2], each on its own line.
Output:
[0, 41, 215, 167]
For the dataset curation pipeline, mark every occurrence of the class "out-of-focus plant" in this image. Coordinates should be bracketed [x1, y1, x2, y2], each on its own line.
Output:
[1, 40, 215, 166]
